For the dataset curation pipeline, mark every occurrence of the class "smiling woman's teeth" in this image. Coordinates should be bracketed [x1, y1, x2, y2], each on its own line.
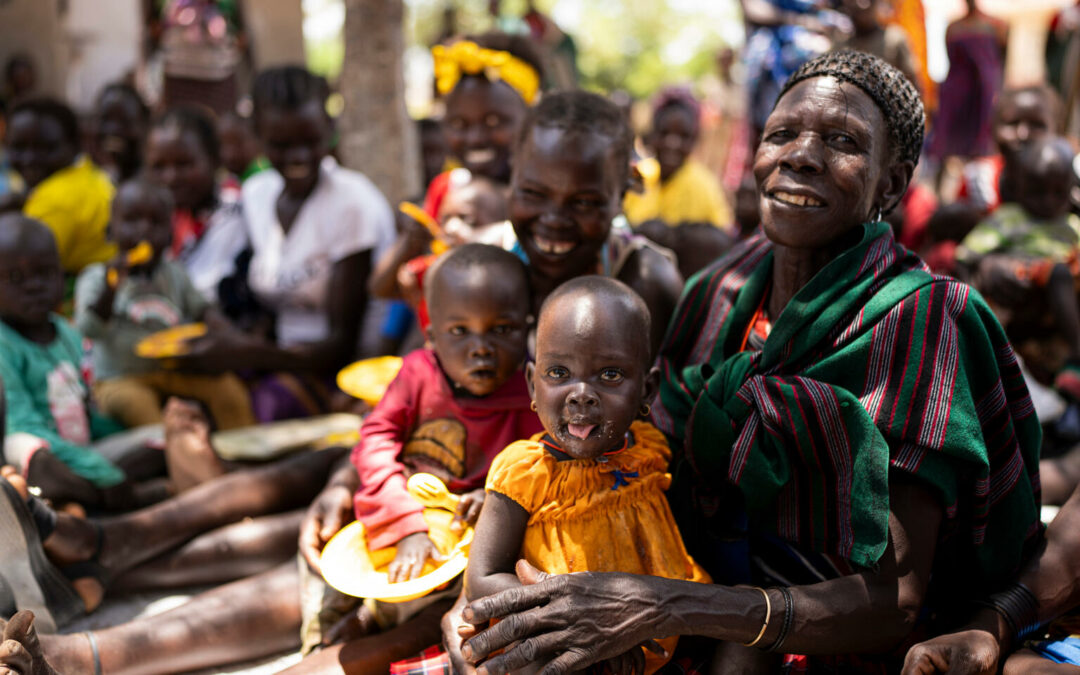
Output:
[773, 191, 823, 207]
[534, 236, 575, 255]
[465, 148, 496, 164]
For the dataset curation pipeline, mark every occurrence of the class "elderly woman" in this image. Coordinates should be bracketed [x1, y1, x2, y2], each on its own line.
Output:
[453, 51, 1042, 673]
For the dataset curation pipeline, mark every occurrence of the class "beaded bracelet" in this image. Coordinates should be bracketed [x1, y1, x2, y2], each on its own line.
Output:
[763, 586, 794, 652]
[979, 583, 1041, 642]
[743, 587, 772, 647]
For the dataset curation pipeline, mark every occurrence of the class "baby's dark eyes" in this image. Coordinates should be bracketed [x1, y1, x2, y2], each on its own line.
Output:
[599, 368, 624, 383]
[545, 366, 568, 380]
[447, 325, 467, 336]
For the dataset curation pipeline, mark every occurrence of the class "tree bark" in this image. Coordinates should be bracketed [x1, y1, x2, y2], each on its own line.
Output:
[339, 0, 419, 203]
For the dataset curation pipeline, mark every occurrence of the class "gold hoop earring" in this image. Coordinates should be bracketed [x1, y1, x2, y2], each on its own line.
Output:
[640, 403, 651, 417]
[530, 400, 537, 412]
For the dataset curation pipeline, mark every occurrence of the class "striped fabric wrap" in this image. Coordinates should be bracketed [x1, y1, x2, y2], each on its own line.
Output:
[655, 222, 1042, 597]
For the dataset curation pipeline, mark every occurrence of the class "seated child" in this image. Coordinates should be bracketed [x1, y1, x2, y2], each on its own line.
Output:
[0, 214, 128, 506]
[73, 177, 255, 432]
[623, 88, 732, 230]
[306, 243, 542, 653]
[466, 275, 710, 674]
[6, 98, 116, 280]
[956, 136, 1080, 392]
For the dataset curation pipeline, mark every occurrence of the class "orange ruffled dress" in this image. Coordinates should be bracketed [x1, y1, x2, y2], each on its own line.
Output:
[485, 420, 710, 673]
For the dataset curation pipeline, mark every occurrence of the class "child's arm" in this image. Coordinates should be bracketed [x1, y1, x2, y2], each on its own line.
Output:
[350, 356, 425, 551]
[80, 253, 133, 325]
[73, 263, 120, 338]
[465, 491, 530, 602]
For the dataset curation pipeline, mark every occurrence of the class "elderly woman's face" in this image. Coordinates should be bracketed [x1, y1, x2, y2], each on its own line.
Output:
[754, 77, 891, 250]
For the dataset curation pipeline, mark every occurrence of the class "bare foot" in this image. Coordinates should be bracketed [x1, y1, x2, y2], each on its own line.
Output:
[0, 474, 108, 613]
[24, 451, 101, 507]
[0, 611, 61, 675]
[0, 467, 28, 500]
[163, 398, 226, 493]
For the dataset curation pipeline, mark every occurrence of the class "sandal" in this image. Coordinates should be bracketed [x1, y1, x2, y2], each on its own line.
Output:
[0, 479, 83, 632]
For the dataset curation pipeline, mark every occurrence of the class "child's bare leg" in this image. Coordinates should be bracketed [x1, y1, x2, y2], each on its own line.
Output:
[163, 398, 227, 492]
[112, 509, 304, 591]
[37, 447, 344, 578]
[1049, 263, 1080, 360]
[278, 597, 455, 675]
[39, 563, 301, 675]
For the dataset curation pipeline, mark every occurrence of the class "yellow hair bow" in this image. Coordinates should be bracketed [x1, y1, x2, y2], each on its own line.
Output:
[432, 40, 540, 105]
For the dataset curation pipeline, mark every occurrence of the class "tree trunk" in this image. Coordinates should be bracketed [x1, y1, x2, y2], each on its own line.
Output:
[338, 0, 418, 204]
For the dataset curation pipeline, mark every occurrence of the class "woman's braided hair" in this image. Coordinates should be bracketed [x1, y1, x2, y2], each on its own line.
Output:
[777, 50, 924, 167]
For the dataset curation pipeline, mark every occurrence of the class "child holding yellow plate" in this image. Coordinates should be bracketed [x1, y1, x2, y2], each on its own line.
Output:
[74, 178, 254, 434]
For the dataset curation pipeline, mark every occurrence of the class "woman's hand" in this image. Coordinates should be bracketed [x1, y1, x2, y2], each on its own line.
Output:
[299, 482, 355, 574]
[461, 560, 668, 675]
[901, 629, 1000, 675]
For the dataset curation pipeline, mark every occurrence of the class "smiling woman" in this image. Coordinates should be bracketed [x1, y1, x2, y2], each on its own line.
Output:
[452, 51, 1043, 675]
[508, 91, 684, 354]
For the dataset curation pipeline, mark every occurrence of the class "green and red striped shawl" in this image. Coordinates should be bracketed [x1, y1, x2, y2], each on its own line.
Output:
[655, 221, 1041, 595]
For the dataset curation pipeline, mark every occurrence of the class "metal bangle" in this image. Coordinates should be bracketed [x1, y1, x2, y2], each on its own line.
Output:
[763, 586, 794, 652]
[743, 587, 772, 647]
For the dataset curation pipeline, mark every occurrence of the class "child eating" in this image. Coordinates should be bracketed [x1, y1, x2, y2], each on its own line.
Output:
[73, 177, 255, 434]
[371, 170, 510, 329]
[624, 88, 732, 230]
[466, 275, 709, 674]
[306, 244, 542, 652]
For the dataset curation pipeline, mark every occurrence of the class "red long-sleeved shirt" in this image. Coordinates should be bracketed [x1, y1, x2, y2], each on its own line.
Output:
[351, 348, 542, 549]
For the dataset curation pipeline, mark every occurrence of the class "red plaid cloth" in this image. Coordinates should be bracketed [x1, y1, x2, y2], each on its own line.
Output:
[390, 646, 451, 675]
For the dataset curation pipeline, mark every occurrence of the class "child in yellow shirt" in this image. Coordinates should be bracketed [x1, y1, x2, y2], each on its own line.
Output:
[6, 98, 116, 279]
[624, 89, 732, 230]
[466, 276, 709, 674]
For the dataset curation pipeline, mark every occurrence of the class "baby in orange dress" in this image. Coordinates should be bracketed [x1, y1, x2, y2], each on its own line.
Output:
[466, 275, 709, 674]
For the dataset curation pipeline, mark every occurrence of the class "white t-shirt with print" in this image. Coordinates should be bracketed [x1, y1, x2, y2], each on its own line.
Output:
[243, 156, 394, 347]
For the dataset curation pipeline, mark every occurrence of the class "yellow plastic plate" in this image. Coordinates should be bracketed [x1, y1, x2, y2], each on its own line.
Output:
[134, 323, 208, 359]
[320, 507, 472, 603]
[337, 356, 404, 405]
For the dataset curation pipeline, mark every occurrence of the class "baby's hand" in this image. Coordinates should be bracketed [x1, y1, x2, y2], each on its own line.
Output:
[388, 532, 443, 583]
[451, 488, 485, 533]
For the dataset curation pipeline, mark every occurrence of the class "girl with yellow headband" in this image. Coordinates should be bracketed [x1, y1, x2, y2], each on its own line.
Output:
[370, 33, 543, 318]
[431, 33, 543, 186]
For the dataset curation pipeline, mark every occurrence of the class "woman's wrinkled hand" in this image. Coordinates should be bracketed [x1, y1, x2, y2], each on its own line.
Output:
[298, 482, 355, 574]
[461, 560, 667, 675]
[901, 629, 1000, 675]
